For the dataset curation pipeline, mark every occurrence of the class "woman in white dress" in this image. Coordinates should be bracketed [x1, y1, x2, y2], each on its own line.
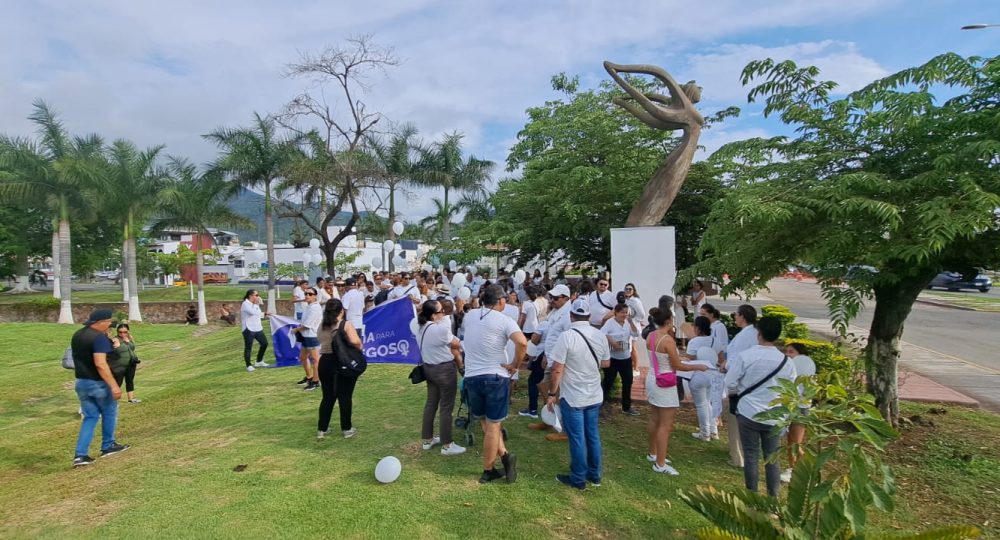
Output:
[645, 307, 708, 475]
[681, 316, 721, 441]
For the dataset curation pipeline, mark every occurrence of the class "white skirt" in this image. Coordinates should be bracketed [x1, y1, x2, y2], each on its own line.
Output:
[646, 353, 680, 408]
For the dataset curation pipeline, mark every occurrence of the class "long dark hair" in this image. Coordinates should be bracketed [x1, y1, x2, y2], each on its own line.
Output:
[418, 300, 441, 326]
[321, 298, 345, 329]
[649, 307, 673, 328]
[243, 289, 257, 301]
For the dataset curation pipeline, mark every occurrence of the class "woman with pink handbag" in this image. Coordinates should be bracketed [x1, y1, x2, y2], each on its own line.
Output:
[644, 307, 708, 475]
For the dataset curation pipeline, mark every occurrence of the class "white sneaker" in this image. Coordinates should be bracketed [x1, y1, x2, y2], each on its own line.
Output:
[691, 431, 711, 441]
[646, 454, 671, 464]
[421, 436, 441, 450]
[246, 365, 255, 372]
[254, 361, 269, 368]
[441, 443, 467, 456]
[710, 431, 720, 440]
[653, 463, 680, 475]
[780, 468, 793, 483]
[317, 430, 329, 439]
[342, 428, 357, 439]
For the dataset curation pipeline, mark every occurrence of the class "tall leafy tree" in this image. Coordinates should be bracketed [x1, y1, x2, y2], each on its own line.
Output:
[416, 132, 494, 243]
[0, 100, 104, 322]
[205, 113, 300, 314]
[151, 159, 251, 324]
[102, 139, 166, 321]
[0, 205, 51, 292]
[687, 53, 1000, 424]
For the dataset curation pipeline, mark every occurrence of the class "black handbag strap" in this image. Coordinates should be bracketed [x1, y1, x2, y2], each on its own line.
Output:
[736, 355, 788, 399]
[571, 328, 601, 368]
[593, 292, 612, 310]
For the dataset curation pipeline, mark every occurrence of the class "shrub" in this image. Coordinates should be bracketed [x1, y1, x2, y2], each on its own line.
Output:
[761, 304, 796, 326]
[784, 322, 809, 339]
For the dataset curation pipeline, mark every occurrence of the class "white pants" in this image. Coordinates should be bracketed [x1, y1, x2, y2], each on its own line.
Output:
[688, 371, 718, 436]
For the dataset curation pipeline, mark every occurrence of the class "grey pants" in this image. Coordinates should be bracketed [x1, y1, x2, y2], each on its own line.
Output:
[737, 414, 781, 497]
[421, 362, 458, 445]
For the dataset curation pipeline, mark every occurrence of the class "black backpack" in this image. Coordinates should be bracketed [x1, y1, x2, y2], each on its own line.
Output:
[374, 288, 390, 305]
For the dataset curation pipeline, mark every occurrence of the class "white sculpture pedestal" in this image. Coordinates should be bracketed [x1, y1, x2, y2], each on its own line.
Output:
[610, 226, 677, 368]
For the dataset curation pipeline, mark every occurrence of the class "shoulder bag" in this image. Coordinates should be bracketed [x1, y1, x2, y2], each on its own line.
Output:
[409, 325, 431, 384]
[647, 332, 677, 388]
[728, 355, 788, 416]
[334, 320, 367, 378]
[570, 328, 603, 368]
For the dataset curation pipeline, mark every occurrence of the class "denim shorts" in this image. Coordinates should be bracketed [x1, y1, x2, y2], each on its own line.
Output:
[301, 336, 320, 350]
[465, 374, 510, 423]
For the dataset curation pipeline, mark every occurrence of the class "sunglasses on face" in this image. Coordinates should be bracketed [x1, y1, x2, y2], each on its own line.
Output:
[305, 292, 317, 296]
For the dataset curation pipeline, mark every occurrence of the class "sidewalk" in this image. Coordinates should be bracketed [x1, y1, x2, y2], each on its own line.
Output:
[628, 320, 982, 409]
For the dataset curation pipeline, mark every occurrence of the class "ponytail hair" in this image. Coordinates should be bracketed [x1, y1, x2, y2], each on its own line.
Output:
[701, 302, 721, 319]
[649, 307, 672, 328]
[418, 300, 441, 326]
[321, 299, 344, 330]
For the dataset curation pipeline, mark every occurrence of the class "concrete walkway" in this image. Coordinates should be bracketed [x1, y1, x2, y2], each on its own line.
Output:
[628, 319, 983, 409]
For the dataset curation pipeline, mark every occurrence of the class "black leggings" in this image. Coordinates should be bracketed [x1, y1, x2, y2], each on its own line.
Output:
[318, 353, 359, 432]
[601, 358, 634, 411]
[123, 362, 137, 393]
[242, 329, 268, 366]
[526, 355, 545, 412]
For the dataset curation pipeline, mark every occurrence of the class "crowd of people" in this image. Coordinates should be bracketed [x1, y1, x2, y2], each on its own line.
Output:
[69, 267, 816, 498]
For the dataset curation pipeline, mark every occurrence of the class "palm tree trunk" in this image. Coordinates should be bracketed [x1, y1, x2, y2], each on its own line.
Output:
[442, 187, 451, 243]
[265, 183, 277, 315]
[195, 241, 207, 325]
[388, 186, 396, 272]
[51, 227, 60, 299]
[127, 211, 142, 321]
[121, 235, 129, 303]
[57, 205, 73, 324]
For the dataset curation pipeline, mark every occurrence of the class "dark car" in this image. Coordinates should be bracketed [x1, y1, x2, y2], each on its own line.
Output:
[928, 271, 992, 293]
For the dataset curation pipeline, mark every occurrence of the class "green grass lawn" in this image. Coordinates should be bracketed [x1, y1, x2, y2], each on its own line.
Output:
[921, 291, 1000, 312]
[0, 285, 262, 304]
[0, 323, 996, 539]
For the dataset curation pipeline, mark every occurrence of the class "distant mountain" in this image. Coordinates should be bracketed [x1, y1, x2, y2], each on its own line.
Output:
[227, 189, 363, 244]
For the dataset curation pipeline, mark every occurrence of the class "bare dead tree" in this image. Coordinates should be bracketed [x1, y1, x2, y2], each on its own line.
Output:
[278, 35, 400, 276]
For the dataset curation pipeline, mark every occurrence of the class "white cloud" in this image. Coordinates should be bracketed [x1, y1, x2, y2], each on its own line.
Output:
[0, 0, 902, 220]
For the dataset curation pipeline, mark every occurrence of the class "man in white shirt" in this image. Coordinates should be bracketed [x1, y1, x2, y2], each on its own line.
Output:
[546, 299, 611, 490]
[461, 284, 527, 484]
[587, 277, 616, 328]
[722, 304, 759, 468]
[292, 279, 308, 320]
[725, 315, 796, 497]
[536, 284, 572, 440]
[341, 277, 365, 334]
[388, 272, 421, 305]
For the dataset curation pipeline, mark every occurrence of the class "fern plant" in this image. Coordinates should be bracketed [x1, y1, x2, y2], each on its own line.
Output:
[679, 379, 980, 539]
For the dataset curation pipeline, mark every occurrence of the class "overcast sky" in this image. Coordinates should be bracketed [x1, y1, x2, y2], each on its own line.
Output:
[3, 0, 999, 220]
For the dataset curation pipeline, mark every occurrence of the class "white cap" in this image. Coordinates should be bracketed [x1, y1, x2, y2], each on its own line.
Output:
[549, 284, 571, 298]
[570, 298, 591, 316]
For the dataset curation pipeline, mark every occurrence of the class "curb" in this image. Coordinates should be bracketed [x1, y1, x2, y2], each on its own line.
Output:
[914, 298, 978, 312]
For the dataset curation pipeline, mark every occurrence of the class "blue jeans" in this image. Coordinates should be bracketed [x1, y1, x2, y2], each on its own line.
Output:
[560, 398, 602, 486]
[75, 379, 119, 457]
[465, 374, 510, 423]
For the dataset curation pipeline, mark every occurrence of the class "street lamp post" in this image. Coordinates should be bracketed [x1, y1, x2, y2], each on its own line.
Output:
[961, 24, 1000, 30]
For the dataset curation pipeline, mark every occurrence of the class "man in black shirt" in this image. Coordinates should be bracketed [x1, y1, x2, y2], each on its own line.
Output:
[72, 309, 129, 467]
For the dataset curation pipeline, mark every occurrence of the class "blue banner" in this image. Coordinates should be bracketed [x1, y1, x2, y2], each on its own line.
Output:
[269, 315, 303, 368]
[361, 297, 420, 364]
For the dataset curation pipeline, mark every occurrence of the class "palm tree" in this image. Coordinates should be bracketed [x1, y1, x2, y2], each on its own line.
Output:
[102, 140, 166, 322]
[151, 159, 251, 325]
[363, 124, 421, 238]
[415, 132, 494, 243]
[418, 197, 462, 243]
[205, 113, 300, 314]
[0, 100, 103, 323]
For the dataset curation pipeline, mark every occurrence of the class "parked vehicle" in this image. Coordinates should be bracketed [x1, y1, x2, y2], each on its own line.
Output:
[928, 271, 992, 293]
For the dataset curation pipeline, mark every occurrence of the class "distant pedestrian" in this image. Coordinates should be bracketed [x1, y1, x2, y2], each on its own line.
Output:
[295, 287, 323, 391]
[316, 298, 364, 439]
[722, 304, 759, 468]
[240, 290, 270, 372]
[782, 342, 816, 483]
[110, 323, 142, 404]
[71, 309, 129, 468]
[416, 300, 466, 455]
[184, 304, 198, 325]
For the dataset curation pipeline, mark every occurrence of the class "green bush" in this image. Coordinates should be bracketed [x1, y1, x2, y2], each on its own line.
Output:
[9, 295, 59, 315]
[784, 322, 809, 339]
[761, 304, 797, 326]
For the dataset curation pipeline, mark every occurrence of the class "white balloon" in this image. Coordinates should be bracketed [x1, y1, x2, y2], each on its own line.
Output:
[303, 253, 314, 265]
[309, 238, 321, 249]
[451, 273, 467, 289]
[371, 257, 383, 268]
[458, 286, 471, 301]
[383, 240, 395, 253]
[392, 255, 406, 267]
[375, 456, 402, 484]
[448, 260, 457, 271]
[467, 264, 476, 275]
[392, 221, 404, 236]
[514, 269, 527, 283]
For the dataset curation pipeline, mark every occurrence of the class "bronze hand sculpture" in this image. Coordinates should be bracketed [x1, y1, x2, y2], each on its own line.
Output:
[604, 61, 704, 227]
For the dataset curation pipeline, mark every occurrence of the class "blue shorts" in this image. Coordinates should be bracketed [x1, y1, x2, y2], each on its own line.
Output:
[301, 336, 320, 350]
[465, 374, 510, 423]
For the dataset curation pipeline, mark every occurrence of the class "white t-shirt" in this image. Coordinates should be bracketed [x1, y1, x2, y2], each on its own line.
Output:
[588, 291, 616, 327]
[626, 296, 646, 331]
[342, 288, 365, 329]
[502, 304, 521, 362]
[725, 325, 759, 374]
[534, 320, 551, 354]
[548, 322, 610, 408]
[389, 284, 418, 302]
[792, 354, 817, 399]
[418, 321, 456, 365]
[600, 318, 635, 360]
[521, 300, 539, 334]
[300, 302, 322, 338]
[543, 303, 571, 360]
[241, 299, 264, 332]
[462, 307, 522, 378]
[292, 286, 306, 316]
[725, 345, 797, 425]
[710, 320, 729, 352]
[316, 287, 331, 306]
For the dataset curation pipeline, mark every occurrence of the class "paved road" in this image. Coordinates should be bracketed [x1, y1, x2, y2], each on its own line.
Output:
[707, 279, 1000, 411]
